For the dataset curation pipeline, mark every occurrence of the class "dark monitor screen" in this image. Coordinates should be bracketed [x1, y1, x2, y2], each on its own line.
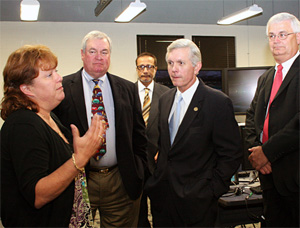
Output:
[224, 67, 272, 114]
[155, 68, 223, 91]
[197, 69, 223, 91]
[155, 70, 173, 88]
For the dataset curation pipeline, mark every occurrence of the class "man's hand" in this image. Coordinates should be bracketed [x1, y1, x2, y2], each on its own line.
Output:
[71, 114, 106, 167]
[248, 146, 272, 174]
[154, 151, 159, 163]
[259, 162, 272, 175]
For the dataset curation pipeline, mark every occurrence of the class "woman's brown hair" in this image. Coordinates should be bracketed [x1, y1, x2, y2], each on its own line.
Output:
[1, 45, 58, 120]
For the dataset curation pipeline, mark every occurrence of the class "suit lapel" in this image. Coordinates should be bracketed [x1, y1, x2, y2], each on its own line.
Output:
[162, 89, 176, 147]
[275, 55, 300, 100]
[147, 83, 160, 130]
[264, 55, 300, 104]
[263, 68, 275, 104]
[171, 82, 205, 146]
[107, 73, 122, 124]
[70, 70, 89, 132]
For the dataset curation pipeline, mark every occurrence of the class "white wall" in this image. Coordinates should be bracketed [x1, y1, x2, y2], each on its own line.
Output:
[0, 21, 275, 126]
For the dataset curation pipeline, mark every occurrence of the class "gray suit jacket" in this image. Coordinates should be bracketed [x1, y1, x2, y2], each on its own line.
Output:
[135, 82, 169, 174]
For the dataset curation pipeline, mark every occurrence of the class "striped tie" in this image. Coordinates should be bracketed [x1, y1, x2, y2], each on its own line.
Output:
[142, 88, 151, 127]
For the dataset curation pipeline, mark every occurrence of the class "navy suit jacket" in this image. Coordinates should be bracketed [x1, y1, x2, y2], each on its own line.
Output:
[245, 56, 299, 195]
[145, 79, 242, 224]
[135, 82, 169, 175]
[53, 69, 148, 200]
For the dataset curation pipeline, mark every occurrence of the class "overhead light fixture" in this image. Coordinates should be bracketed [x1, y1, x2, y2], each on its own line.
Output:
[95, 0, 113, 17]
[217, 4, 263, 25]
[20, 0, 40, 21]
[115, 0, 146, 23]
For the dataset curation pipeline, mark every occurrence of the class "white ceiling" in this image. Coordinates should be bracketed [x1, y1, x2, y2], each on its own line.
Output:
[1, 0, 299, 26]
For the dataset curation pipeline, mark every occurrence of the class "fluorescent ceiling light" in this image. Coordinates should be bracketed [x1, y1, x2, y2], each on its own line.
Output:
[20, 0, 40, 21]
[217, 4, 263, 25]
[115, 0, 146, 23]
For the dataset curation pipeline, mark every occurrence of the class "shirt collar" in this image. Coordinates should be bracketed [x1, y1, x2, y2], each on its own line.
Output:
[276, 51, 300, 72]
[138, 80, 154, 93]
[82, 68, 108, 84]
[176, 77, 199, 103]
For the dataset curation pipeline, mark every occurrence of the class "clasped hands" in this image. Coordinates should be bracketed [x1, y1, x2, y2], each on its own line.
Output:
[248, 146, 272, 175]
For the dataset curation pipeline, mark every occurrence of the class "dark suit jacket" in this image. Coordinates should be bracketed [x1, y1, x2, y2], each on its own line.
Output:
[145, 79, 242, 224]
[245, 56, 299, 196]
[53, 69, 148, 200]
[135, 82, 169, 174]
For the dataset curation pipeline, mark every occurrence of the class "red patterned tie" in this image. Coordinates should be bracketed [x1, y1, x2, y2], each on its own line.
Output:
[92, 79, 109, 160]
[262, 64, 283, 143]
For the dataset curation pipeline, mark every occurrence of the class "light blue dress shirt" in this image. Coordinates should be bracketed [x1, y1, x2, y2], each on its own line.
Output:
[82, 69, 117, 167]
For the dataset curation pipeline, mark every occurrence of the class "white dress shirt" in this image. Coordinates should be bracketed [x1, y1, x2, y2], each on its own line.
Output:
[260, 51, 300, 142]
[168, 78, 199, 125]
[138, 80, 154, 109]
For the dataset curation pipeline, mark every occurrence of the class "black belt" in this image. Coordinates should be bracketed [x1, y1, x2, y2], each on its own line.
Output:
[89, 164, 118, 174]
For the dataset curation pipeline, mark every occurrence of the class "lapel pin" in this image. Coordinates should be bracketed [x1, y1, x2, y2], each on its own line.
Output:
[194, 107, 198, 112]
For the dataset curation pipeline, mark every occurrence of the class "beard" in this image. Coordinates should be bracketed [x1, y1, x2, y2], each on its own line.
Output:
[139, 75, 153, 83]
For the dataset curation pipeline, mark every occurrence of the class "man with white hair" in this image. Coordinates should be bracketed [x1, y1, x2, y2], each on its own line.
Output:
[54, 30, 147, 227]
[145, 38, 242, 227]
[245, 12, 300, 227]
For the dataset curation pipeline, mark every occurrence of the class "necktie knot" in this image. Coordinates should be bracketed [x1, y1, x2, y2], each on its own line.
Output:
[92, 79, 99, 85]
[177, 94, 183, 104]
[92, 79, 103, 87]
[272, 64, 283, 96]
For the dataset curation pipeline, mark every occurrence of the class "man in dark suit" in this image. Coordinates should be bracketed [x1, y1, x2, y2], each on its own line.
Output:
[245, 12, 299, 227]
[53, 30, 147, 227]
[145, 38, 242, 227]
[135, 52, 169, 227]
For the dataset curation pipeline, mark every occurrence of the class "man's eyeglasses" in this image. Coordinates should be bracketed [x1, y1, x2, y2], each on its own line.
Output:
[137, 65, 156, 71]
[268, 32, 295, 41]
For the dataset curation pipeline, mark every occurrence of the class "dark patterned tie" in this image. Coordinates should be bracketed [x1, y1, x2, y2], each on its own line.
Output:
[92, 79, 109, 160]
[262, 64, 283, 143]
[142, 88, 150, 127]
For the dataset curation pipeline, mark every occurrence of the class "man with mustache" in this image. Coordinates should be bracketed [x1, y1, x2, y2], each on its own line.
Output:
[135, 52, 169, 227]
